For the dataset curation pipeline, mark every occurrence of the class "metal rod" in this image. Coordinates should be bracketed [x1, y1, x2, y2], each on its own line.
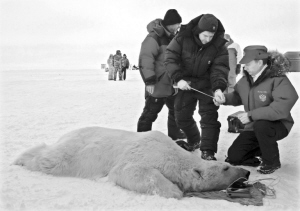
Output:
[190, 87, 214, 98]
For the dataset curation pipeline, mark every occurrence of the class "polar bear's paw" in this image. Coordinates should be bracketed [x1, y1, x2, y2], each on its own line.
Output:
[146, 173, 183, 199]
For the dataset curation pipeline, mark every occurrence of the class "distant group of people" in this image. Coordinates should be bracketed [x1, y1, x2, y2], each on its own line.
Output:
[107, 50, 130, 81]
[136, 9, 298, 174]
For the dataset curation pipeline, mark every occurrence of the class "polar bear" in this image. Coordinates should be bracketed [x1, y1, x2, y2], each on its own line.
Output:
[14, 127, 250, 199]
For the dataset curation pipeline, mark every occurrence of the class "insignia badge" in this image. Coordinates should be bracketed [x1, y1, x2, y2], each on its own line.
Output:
[259, 94, 266, 102]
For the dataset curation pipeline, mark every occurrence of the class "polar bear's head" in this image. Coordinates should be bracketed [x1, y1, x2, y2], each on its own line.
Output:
[177, 160, 250, 192]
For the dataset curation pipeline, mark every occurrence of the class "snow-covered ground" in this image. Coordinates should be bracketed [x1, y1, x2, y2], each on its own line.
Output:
[1, 69, 299, 211]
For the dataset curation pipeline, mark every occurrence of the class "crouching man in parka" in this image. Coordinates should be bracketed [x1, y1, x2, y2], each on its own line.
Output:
[214, 45, 298, 174]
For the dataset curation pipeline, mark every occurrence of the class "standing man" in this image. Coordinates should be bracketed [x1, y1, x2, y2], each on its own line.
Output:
[113, 50, 123, 81]
[224, 34, 242, 93]
[107, 54, 114, 80]
[214, 46, 298, 174]
[165, 14, 229, 160]
[121, 54, 130, 80]
[137, 9, 186, 141]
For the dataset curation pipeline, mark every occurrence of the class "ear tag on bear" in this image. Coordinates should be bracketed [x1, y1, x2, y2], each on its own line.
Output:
[208, 61, 211, 64]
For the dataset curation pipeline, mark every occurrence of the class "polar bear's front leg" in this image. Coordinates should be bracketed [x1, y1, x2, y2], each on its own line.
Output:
[109, 165, 183, 199]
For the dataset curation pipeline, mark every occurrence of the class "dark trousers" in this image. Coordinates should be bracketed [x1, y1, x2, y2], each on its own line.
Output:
[174, 90, 221, 152]
[121, 67, 127, 80]
[137, 95, 182, 140]
[227, 120, 288, 165]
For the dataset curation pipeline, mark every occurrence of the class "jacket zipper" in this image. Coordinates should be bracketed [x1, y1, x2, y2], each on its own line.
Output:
[193, 47, 203, 76]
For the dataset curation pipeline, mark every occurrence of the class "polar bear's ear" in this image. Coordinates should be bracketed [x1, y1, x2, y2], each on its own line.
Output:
[192, 168, 203, 179]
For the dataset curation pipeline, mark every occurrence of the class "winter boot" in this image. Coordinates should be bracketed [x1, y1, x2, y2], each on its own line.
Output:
[201, 150, 217, 161]
[176, 140, 191, 151]
[257, 161, 281, 174]
[176, 141, 199, 152]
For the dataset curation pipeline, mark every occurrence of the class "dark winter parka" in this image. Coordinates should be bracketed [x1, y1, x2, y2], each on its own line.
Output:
[121, 57, 130, 68]
[139, 19, 176, 98]
[224, 51, 299, 132]
[165, 15, 229, 92]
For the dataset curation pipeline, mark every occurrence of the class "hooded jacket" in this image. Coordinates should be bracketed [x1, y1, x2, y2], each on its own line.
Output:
[165, 15, 229, 92]
[224, 51, 298, 132]
[139, 19, 176, 97]
[225, 39, 242, 75]
[113, 51, 122, 69]
[107, 56, 114, 68]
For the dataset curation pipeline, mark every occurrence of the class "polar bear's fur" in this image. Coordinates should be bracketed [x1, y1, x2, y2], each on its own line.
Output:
[14, 127, 250, 199]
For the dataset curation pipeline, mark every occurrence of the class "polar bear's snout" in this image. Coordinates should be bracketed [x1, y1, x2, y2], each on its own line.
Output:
[229, 166, 250, 179]
[223, 163, 250, 179]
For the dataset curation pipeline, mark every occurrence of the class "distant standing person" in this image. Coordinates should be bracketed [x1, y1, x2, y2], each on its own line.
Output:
[137, 9, 186, 141]
[107, 54, 114, 80]
[121, 54, 130, 80]
[224, 34, 242, 93]
[113, 50, 123, 81]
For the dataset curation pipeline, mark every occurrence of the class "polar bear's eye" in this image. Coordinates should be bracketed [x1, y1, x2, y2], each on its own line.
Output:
[192, 169, 203, 179]
[223, 166, 229, 171]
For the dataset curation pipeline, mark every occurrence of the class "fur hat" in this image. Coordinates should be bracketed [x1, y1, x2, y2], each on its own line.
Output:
[197, 14, 218, 33]
[162, 9, 182, 26]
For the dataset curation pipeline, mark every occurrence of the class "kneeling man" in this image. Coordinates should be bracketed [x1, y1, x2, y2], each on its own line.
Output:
[214, 45, 298, 174]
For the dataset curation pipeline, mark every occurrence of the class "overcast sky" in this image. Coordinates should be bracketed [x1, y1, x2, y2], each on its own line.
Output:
[1, 0, 299, 69]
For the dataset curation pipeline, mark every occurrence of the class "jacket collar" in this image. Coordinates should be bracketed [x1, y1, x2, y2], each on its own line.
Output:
[245, 66, 271, 86]
[146, 19, 173, 38]
[252, 64, 268, 82]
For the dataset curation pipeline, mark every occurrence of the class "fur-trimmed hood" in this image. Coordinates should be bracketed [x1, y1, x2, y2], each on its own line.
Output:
[244, 50, 291, 84]
[268, 50, 291, 77]
[177, 15, 227, 49]
[146, 19, 172, 38]
[179, 15, 225, 38]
